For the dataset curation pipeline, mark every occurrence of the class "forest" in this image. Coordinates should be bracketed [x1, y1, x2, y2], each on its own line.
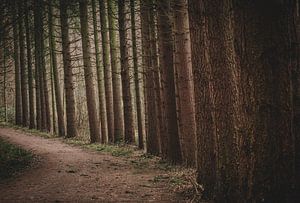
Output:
[0, 0, 299, 202]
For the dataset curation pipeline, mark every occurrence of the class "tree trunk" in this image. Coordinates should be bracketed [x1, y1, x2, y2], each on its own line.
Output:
[79, 0, 101, 143]
[99, 0, 114, 143]
[157, 0, 182, 164]
[41, 16, 51, 132]
[48, 0, 65, 137]
[33, 0, 42, 130]
[13, 1, 22, 126]
[92, 0, 108, 143]
[173, 0, 196, 167]
[130, 0, 146, 149]
[25, 0, 35, 129]
[18, 1, 28, 127]
[59, 0, 77, 138]
[107, 0, 125, 142]
[119, 0, 135, 143]
[234, 1, 295, 201]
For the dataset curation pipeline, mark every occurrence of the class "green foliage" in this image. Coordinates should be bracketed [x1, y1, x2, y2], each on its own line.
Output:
[0, 138, 33, 181]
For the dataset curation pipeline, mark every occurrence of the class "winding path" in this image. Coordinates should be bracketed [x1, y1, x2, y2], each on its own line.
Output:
[0, 127, 183, 202]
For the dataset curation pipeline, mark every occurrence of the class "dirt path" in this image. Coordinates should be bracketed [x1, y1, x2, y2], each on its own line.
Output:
[0, 127, 185, 202]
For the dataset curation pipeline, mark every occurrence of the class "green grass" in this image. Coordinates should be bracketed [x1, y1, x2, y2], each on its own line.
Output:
[0, 138, 33, 181]
[64, 139, 134, 157]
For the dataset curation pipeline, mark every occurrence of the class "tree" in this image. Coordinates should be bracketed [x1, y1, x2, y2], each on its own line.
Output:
[130, 0, 146, 149]
[13, 0, 22, 126]
[99, 0, 114, 143]
[119, 0, 135, 143]
[48, 0, 65, 137]
[59, 0, 78, 138]
[107, 0, 125, 142]
[157, 0, 182, 163]
[233, 1, 296, 201]
[92, 0, 108, 143]
[173, 0, 196, 167]
[79, 0, 101, 143]
[18, 0, 29, 127]
[25, 0, 35, 129]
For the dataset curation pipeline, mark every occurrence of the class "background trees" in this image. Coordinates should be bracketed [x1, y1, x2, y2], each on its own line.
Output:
[0, 0, 297, 201]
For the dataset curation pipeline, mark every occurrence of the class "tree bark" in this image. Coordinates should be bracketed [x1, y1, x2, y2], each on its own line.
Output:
[173, 0, 196, 167]
[25, 0, 35, 129]
[59, 0, 77, 138]
[92, 0, 108, 143]
[13, 1, 22, 126]
[130, 0, 146, 149]
[18, 1, 28, 127]
[107, 0, 125, 142]
[119, 0, 135, 143]
[48, 0, 65, 137]
[99, 0, 114, 143]
[79, 0, 101, 143]
[157, 0, 182, 164]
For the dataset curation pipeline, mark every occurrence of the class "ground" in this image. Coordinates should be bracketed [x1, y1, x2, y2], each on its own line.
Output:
[0, 127, 195, 202]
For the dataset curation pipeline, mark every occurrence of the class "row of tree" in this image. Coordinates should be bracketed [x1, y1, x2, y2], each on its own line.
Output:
[0, 0, 298, 201]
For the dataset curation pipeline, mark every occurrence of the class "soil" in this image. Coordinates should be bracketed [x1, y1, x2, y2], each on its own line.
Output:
[0, 127, 187, 202]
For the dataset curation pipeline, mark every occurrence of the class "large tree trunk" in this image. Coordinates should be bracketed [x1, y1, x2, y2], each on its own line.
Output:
[99, 0, 114, 143]
[141, 0, 160, 155]
[25, 0, 35, 129]
[119, 0, 135, 143]
[107, 0, 125, 142]
[48, 0, 65, 137]
[173, 0, 196, 167]
[130, 0, 146, 149]
[190, 0, 240, 200]
[13, 1, 22, 126]
[79, 0, 101, 143]
[293, 2, 300, 198]
[157, 0, 182, 164]
[92, 0, 108, 143]
[18, 1, 28, 127]
[59, 0, 77, 138]
[233, 1, 296, 201]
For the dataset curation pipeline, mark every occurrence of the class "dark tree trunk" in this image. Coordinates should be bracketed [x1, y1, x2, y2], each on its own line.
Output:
[157, 0, 182, 164]
[18, 1, 28, 127]
[25, 0, 35, 129]
[13, 1, 22, 126]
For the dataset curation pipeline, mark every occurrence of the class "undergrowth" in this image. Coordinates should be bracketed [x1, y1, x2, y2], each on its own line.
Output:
[0, 138, 33, 182]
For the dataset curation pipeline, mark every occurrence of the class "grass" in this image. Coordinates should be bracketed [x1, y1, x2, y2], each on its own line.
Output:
[64, 138, 134, 157]
[0, 138, 33, 182]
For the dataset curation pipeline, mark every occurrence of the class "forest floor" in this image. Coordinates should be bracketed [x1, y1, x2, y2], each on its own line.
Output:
[0, 126, 199, 202]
